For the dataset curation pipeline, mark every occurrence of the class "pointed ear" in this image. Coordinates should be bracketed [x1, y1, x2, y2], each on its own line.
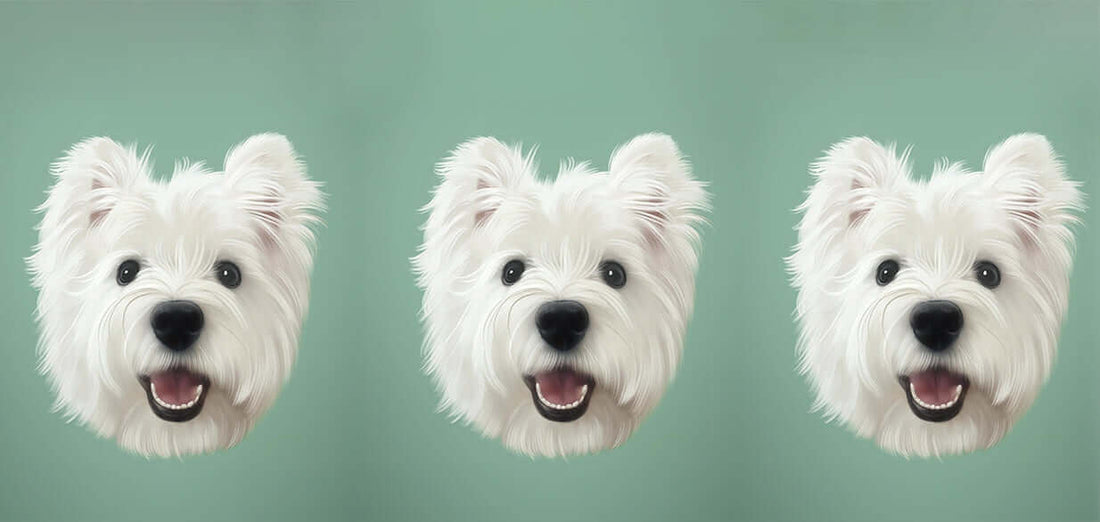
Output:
[982, 133, 1082, 248]
[806, 137, 907, 228]
[48, 137, 148, 227]
[224, 133, 324, 249]
[608, 133, 709, 247]
[429, 137, 535, 229]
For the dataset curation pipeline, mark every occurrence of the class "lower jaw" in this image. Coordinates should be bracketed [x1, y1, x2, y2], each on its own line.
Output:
[532, 399, 591, 423]
[149, 402, 206, 422]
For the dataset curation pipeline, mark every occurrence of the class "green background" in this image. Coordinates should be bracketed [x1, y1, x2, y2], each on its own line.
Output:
[0, 1, 1097, 520]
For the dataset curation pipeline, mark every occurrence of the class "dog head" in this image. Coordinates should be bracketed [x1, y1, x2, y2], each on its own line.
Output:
[789, 134, 1081, 456]
[414, 134, 708, 457]
[29, 134, 324, 457]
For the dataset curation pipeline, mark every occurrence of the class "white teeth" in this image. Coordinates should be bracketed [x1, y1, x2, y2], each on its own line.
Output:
[909, 382, 963, 410]
[149, 382, 204, 410]
[535, 382, 589, 410]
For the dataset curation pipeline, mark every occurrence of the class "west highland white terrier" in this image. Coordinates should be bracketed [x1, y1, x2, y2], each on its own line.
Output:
[413, 134, 708, 457]
[29, 134, 324, 457]
[788, 134, 1082, 457]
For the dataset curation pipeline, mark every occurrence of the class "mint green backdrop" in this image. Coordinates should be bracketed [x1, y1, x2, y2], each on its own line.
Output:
[0, 1, 1097, 520]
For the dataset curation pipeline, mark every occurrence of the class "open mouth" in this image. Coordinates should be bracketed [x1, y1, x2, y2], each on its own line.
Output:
[138, 368, 211, 422]
[899, 368, 969, 422]
[523, 368, 595, 423]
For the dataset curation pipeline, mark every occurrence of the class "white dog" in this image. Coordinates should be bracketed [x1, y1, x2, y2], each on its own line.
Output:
[29, 134, 323, 457]
[788, 134, 1081, 457]
[413, 134, 708, 457]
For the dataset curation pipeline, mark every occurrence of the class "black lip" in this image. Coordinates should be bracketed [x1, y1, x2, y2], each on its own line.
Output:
[898, 373, 969, 423]
[138, 372, 211, 423]
[522, 371, 596, 423]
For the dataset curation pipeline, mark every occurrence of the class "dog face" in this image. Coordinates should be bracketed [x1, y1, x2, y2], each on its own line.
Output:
[414, 134, 708, 457]
[29, 134, 323, 457]
[789, 134, 1081, 457]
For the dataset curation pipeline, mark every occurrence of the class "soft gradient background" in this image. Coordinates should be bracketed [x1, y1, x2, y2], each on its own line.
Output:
[0, 1, 1097, 520]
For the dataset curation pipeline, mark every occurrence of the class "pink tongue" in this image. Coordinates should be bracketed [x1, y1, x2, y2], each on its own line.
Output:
[536, 370, 587, 406]
[150, 369, 203, 406]
[909, 369, 965, 405]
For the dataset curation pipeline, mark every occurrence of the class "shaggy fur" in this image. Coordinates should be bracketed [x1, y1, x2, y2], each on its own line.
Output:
[29, 134, 323, 457]
[413, 134, 708, 457]
[788, 134, 1082, 457]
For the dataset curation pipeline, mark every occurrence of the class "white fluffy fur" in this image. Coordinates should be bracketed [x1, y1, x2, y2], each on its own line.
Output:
[413, 134, 708, 457]
[29, 134, 324, 457]
[788, 134, 1082, 457]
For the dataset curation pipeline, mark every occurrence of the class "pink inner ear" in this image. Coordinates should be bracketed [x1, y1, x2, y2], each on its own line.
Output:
[89, 179, 109, 226]
[633, 194, 670, 248]
[642, 211, 669, 248]
[848, 208, 870, 227]
[250, 194, 284, 249]
[1008, 196, 1043, 250]
[474, 208, 494, 226]
[848, 179, 871, 227]
[90, 209, 109, 226]
[473, 179, 496, 226]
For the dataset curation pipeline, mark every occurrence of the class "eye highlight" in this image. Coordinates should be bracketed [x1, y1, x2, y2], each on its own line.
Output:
[116, 259, 140, 286]
[974, 261, 1001, 289]
[875, 259, 900, 286]
[215, 261, 242, 289]
[501, 259, 525, 286]
[600, 261, 627, 289]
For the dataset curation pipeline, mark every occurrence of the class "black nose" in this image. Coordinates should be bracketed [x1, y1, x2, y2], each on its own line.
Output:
[910, 300, 963, 352]
[536, 300, 589, 353]
[151, 300, 204, 352]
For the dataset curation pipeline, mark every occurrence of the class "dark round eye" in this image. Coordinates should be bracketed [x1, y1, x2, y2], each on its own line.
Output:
[600, 261, 627, 289]
[215, 261, 242, 289]
[974, 261, 1001, 289]
[501, 259, 525, 286]
[875, 259, 900, 286]
[116, 259, 140, 286]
